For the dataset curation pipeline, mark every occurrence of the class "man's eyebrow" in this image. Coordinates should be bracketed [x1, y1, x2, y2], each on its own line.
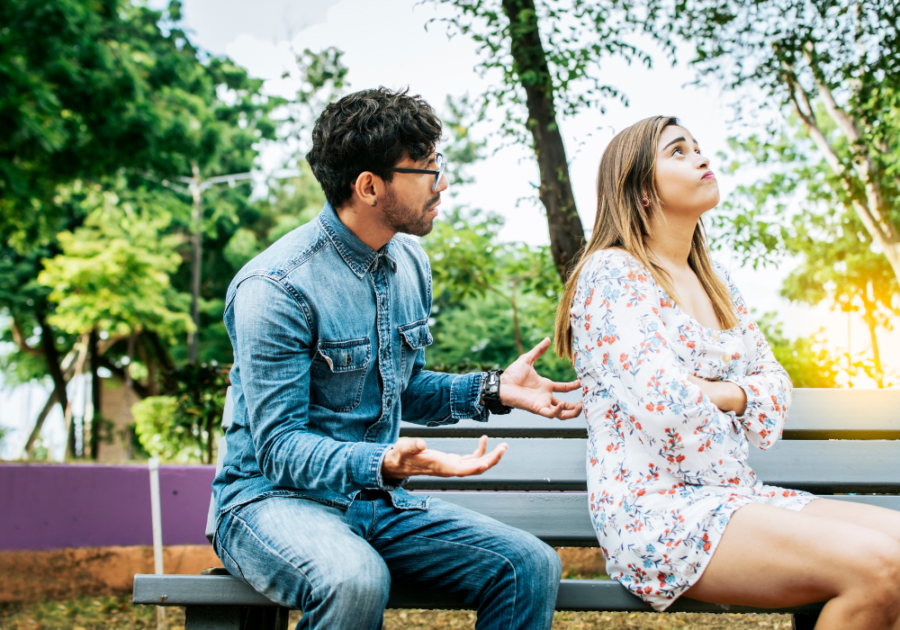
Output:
[419, 153, 435, 166]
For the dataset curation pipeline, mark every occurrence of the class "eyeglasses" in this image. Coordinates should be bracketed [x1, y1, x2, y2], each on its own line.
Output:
[387, 153, 446, 192]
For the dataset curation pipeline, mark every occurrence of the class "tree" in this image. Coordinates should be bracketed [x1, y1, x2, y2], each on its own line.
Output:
[756, 313, 841, 388]
[429, 0, 668, 281]
[712, 110, 898, 389]
[132, 363, 228, 464]
[424, 206, 576, 381]
[0, 0, 280, 458]
[677, 0, 900, 284]
[779, 212, 898, 387]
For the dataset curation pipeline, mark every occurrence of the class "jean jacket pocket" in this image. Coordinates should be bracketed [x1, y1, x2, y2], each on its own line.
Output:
[310, 337, 372, 412]
[398, 320, 433, 383]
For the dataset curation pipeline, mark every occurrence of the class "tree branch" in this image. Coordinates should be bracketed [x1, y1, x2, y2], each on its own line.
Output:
[781, 60, 890, 248]
[803, 43, 896, 245]
[10, 318, 41, 356]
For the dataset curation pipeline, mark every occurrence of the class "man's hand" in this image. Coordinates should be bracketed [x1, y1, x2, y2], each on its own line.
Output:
[382, 435, 507, 479]
[687, 375, 747, 415]
[500, 338, 582, 420]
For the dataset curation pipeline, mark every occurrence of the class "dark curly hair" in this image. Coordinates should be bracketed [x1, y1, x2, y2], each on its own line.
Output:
[306, 87, 443, 209]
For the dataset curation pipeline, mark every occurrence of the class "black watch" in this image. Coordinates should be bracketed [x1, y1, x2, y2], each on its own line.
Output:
[481, 370, 512, 415]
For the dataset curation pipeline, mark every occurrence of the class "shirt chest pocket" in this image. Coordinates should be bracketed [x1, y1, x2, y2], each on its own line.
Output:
[309, 338, 372, 412]
[399, 320, 433, 384]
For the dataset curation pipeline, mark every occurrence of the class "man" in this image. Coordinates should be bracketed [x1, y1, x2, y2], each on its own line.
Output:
[212, 87, 582, 630]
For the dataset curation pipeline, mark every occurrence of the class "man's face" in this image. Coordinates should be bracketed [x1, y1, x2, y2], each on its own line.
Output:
[380, 152, 448, 237]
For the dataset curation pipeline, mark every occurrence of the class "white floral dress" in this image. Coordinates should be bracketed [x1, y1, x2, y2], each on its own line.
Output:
[570, 249, 815, 611]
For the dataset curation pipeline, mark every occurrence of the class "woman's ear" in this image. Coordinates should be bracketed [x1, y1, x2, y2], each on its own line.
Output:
[640, 189, 651, 208]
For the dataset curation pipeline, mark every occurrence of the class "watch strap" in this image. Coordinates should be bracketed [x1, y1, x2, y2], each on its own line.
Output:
[482, 370, 512, 415]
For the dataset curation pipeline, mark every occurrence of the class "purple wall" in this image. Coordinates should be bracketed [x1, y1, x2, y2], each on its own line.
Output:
[0, 464, 216, 551]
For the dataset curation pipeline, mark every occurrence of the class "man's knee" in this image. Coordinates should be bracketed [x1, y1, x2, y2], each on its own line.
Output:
[316, 552, 391, 611]
[501, 532, 562, 587]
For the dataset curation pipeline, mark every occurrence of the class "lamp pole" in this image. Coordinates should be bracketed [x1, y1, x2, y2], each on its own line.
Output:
[143, 167, 300, 363]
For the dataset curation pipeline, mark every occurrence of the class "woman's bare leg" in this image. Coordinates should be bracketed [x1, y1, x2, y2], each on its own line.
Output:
[682, 503, 900, 629]
[801, 498, 900, 543]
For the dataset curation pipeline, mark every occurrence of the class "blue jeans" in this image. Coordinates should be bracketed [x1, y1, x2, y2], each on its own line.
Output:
[215, 491, 561, 630]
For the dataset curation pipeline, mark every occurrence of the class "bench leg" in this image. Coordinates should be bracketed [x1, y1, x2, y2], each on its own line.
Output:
[185, 606, 241, 630]
[791, 612, 820, 630]
[244, 606, 290, 630]
[185, 605, 289, 630]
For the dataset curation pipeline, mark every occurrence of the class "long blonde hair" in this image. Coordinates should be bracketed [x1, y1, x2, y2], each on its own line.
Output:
[554, 115, 738, 361]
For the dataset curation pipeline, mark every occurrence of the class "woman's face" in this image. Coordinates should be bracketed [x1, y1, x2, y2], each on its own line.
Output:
[653, 125, 719, 218]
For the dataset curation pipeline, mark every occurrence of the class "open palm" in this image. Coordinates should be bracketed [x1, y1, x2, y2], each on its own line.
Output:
[501, 338, 582, 420]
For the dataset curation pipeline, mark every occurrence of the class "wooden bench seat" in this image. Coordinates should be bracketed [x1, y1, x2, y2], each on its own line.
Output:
[133, 388, 900, 629]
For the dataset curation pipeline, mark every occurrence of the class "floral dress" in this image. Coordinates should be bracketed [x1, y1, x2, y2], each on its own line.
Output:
[570, 249, 815, 611]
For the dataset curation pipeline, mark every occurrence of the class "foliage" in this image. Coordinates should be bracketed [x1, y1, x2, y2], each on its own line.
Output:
[424, 207, 576, 381]
[429, 0, 667, 142]
[37, 184, 193, 340]
[677, 0, 900, 280]
[713, 110, 898, 387]
[429, 0, 673, 280]
[132, 363, 228, 464]
[756, 314, 840, 388]
[0, 2, 339, 460]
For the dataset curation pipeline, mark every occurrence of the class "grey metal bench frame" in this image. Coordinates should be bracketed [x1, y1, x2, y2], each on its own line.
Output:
[134, 388, 900, 629]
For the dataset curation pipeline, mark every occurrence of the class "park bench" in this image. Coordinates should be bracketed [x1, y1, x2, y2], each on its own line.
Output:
[134, 387, 900, 630]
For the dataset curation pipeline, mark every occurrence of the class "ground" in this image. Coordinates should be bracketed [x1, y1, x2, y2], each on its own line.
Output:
[0, 595, 795, 629]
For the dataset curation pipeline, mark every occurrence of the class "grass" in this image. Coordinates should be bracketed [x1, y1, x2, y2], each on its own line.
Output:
[0, 595, 794, 629]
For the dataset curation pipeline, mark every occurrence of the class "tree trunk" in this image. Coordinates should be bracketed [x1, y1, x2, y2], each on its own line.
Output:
[23, 389, 59, 456]
[509, 281, 525, 355]
[88, 329, 103, 460]
[860, 303, 885, 389]
[501, 0, 586, 282]
[36, 310, 69, 426]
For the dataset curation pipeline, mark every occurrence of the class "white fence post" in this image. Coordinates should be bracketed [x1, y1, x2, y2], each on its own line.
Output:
[148, 457, 167, 630]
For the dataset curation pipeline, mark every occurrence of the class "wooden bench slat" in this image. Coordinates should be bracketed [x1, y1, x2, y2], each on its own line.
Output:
[133, 574, 826, 615]
[400, 389, 900, 440]
[418, 491, 900, 546]
[404, 439, 900, 493]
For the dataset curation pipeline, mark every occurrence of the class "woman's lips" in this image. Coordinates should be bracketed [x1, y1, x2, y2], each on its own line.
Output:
[702, 170, 716, 181]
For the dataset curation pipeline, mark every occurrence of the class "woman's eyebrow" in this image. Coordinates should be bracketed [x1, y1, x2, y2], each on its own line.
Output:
[662, 136, 686, 151]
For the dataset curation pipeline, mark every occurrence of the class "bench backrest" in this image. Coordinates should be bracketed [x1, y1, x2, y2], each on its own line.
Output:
[207, 387, 900, 543]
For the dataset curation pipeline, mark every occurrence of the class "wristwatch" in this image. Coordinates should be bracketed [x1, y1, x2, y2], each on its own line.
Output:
[481, 370, 512, 415]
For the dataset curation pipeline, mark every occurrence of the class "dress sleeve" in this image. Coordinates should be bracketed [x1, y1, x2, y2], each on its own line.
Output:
[718, 266, 792, 450]
[573, 251, 742, 485]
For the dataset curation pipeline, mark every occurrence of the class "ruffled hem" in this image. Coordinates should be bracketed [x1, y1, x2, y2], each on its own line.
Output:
[603, 485, 817, 612]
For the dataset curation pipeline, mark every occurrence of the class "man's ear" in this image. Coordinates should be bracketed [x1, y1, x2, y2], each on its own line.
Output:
[351, 171, 381, 207]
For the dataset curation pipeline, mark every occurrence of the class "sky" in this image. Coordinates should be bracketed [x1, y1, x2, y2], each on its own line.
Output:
[1, 0, 894, 459]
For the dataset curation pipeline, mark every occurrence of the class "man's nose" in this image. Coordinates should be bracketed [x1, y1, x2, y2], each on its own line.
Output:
[435, 172, 449, 193]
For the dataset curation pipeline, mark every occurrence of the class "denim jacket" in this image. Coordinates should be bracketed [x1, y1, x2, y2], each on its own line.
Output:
[212, 203, 488, 518]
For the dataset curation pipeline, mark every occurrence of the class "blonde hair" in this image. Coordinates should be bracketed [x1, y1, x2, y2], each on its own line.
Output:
[554, 116, 738, 361]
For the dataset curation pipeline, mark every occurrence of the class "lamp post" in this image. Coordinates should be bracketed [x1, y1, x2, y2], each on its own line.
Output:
[144, 167, 299, 363]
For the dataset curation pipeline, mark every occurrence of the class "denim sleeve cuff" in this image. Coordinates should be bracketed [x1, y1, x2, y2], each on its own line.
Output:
[350, 442, 395, 490]
[449, 372, 489, 422]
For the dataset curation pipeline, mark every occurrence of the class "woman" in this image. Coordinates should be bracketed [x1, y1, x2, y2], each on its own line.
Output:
[555, 116, 900, 627]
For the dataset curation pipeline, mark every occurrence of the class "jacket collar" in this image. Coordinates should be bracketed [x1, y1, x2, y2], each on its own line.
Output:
[318, 203, 397, 278]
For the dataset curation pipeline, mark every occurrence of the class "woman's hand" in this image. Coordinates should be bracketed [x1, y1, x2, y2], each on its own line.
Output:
[687, 375, 747, 415]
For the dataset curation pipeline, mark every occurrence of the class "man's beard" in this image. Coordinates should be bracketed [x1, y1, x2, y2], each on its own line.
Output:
[381, 189, 439, 237]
